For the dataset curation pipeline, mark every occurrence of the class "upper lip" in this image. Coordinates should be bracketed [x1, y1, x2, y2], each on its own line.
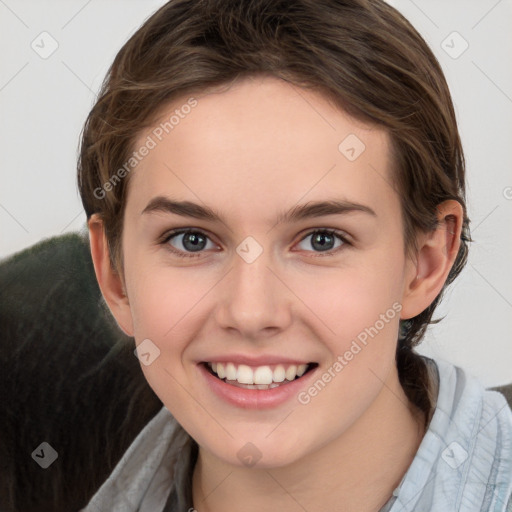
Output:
[199, 354, 315, 366]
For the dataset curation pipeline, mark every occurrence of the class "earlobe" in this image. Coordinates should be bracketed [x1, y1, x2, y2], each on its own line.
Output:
[400, 200, 463, 320]
[88, 214, 134, 336]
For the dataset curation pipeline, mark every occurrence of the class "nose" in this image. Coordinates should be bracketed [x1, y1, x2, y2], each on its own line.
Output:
[214, 248, 293, 339]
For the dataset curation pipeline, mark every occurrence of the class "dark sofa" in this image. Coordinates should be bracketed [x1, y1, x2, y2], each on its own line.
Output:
[0, 232, 162, 512]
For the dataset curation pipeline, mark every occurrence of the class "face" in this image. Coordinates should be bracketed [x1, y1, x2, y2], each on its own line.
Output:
[119, 75, 413, 468]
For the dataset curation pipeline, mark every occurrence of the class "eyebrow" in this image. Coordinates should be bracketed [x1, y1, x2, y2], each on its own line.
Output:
[141, 196, 376, 224]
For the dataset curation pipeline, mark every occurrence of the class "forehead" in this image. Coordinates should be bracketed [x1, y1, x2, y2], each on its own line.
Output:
[128, 75, 397, 223]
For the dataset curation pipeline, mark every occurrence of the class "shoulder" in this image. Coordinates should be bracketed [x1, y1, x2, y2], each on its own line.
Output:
[436, 357, 512, 428]
[436, 358, 512, 510]
[391, 357, 512, 512]
[430, 357, 512, 463]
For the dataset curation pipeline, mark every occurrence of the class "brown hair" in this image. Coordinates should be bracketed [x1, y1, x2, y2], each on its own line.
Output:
[77, 0, 471, 424]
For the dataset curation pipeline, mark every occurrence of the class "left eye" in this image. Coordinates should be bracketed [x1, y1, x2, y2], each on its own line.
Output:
[296, 230, 346, 253]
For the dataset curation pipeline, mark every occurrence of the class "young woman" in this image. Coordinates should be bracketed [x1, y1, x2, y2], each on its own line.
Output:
[77, 0, 512, 510]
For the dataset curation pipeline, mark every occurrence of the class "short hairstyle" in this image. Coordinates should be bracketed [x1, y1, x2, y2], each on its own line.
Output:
[77, 0, 471, 422]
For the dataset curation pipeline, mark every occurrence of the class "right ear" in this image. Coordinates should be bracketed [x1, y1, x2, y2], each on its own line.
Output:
[88, 214, 134, 336]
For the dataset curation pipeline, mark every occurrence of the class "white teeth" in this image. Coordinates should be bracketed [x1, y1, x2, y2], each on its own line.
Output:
[273, 365, 286, 382]
[208, 361, 311, 385]
[226, 362, 237, 380]
[297, 364, 308, 377]
[285, 365, 298, 381]
[237, 364, 254, 384]
[216, 362, 226, 379]
[254, 366, 273, 385]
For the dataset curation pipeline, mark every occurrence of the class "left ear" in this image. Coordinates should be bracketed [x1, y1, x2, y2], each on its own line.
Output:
[400, 200, 463, 320]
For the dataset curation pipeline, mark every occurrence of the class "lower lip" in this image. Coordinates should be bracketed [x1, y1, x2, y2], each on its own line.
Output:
[198, 363, 318, 409]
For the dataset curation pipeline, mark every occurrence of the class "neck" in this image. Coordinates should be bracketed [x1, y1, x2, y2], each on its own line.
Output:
[192, 366, 426, 512]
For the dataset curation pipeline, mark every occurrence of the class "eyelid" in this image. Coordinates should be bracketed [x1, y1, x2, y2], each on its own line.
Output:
[160, 227, 216, 243]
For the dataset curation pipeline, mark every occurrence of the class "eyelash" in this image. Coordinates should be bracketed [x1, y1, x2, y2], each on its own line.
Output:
[159, 228, 351, 259]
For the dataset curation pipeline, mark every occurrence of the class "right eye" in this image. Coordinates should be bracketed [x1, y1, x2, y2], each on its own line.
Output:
[161, 229, 217, 257]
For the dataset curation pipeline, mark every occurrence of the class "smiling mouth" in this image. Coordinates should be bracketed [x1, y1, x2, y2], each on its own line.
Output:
[203, 361, 318, 390]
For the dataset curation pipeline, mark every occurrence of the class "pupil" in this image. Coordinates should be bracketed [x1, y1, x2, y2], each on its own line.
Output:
[312, 232, 334, 251]
[184, 232, 206, 252]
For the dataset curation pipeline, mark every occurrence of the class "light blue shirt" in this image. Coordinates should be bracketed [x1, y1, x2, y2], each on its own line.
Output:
[381, 358, 512, 511]
[82, 357, 512, 511]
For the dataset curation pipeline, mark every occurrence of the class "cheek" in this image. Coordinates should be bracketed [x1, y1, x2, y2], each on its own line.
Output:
[126, 261, 209, 340]
[125, 266, 207, 417]
[293, 252, 404, 347]
[125, 264, 218, 396]
[288, 266, 404, 440]
[289, 251, 405, 414]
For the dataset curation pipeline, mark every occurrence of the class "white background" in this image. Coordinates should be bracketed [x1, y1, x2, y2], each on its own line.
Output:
[1, 0, 510, 386]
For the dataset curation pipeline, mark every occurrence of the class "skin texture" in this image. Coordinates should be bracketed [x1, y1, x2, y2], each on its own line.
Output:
[89, 75, 463, 511]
